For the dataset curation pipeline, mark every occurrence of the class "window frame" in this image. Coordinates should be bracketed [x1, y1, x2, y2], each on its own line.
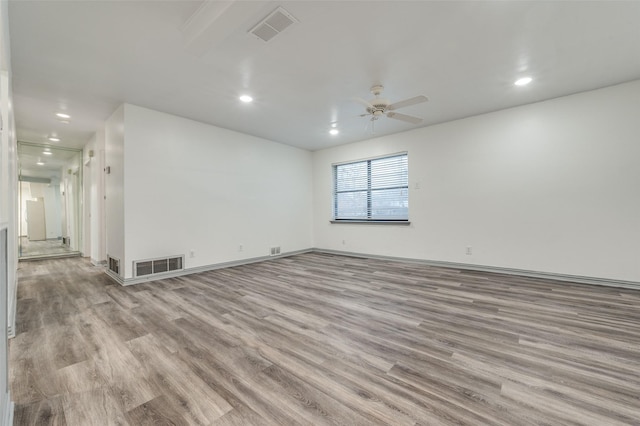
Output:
[331, 152, 410, 225]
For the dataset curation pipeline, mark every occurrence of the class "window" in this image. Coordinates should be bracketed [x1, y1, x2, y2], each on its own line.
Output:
[333, 153, 409, 222]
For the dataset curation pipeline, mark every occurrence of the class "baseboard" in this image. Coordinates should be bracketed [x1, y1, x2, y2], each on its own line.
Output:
[90, 258, 107, 267]
[19, 252, 81, 261]
[105, 268, 125, 285]
[101, 247, 639, 290]
[7, 278, 15, 339]
[312, 248, 640, 290]
[1, 393, 13, 426]
[105, 248, 314, 286]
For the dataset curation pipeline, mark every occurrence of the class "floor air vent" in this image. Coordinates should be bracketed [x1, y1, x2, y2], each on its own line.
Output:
[108, 256, 120, 275]
[134, 255, 184, 277]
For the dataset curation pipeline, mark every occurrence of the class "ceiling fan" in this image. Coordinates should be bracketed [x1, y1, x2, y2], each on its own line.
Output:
[353, 85, 428, 129]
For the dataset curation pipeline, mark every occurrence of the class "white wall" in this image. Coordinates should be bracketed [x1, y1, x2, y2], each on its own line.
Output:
[105, 105, 125, 272]
[84, 129, 106, 264]
[24, 182, 63, 240]
[41, 183, 61, 239]
[23, 184, 56, 241]
[45, 184, 62, 239]
[83, 150, 91, 256]
[120, 104, 313, 279]
[0, 0, 15, 422]
[18, 182, 29, 237]
[313, 80, 640, 283]
[61, 153, 82, 251]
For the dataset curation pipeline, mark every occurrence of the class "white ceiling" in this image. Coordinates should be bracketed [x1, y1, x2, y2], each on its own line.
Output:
[18, 143, 81, 181]
[8, 1, 640, 152]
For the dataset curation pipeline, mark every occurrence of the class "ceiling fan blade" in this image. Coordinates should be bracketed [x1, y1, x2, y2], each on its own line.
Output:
[388, 95, 428, 111]
[351, 97, 374, 110]
[386, 112, 423, 124]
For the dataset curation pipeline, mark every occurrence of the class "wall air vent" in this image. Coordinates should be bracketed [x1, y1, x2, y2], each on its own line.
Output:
[249, 7, 297, 42]
[134, 255, 184, 277]
[108, 256, 120, 275]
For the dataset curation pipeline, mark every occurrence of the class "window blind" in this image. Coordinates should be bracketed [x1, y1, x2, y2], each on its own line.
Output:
[333, 153, 408, 221]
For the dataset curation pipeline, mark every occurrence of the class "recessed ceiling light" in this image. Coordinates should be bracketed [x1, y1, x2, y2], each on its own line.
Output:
[43, 151, 53, 155]
[329, 129, 339, 136]
[514, 77, 532, 86]
[48, 136, 60, 142]
[36, 161, 45, 166]
[239, 95, 253, 103]
[56, 112, 71, 119]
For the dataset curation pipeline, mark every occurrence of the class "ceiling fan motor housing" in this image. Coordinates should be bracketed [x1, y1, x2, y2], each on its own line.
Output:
[370, 85, 384, 96]
[368, 85, 390, 115]
[356, 83, 427, 125]
[368, 99, 390, 115]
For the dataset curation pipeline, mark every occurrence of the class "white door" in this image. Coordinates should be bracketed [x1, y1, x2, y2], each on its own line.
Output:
[26, 199, 46, 241]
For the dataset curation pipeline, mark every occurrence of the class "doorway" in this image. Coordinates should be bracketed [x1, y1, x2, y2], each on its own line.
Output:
[17, 142, 82, 259]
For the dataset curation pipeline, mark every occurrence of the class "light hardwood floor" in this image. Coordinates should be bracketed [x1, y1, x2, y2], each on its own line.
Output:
[10, 253, 640, 425]
[18, 236, 78, 259]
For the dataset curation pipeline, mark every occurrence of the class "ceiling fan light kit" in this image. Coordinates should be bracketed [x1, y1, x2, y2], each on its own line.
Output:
[353, 85, 428, 129]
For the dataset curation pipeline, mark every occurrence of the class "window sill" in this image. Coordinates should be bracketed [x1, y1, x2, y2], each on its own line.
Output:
[330, 220, 411, 226]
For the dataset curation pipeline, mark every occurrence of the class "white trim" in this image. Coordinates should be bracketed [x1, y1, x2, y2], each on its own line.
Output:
[313, 248, 640, 290]
[330, 220, 410, 226]
[6, 290, 14, 338]
[105, 268, 124, 285]
[331, 150, 408, 167]
[90, 258, 107, 267]
[18, 252, 81, 261]
[102, 247, 640, 290]
[105, 249, 313, 286]
[0, 393, 13, 426]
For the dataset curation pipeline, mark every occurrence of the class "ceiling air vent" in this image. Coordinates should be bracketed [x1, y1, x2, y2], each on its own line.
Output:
[134, 255, 184, 278]
[249, 7, 297, 42]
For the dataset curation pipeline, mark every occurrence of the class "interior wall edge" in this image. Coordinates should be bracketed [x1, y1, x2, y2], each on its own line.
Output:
[90, 258, 107, 267]
[313, 248, 640, 290]
[0, 396, 12, 426]
[0, 224, 13, 340]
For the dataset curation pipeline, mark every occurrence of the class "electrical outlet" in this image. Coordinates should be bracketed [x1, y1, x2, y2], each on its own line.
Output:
[342, 240, 346, 245]
[466, 246, 472, 255]
[189, 250, 195, 258]
[239, 244, 243, 252]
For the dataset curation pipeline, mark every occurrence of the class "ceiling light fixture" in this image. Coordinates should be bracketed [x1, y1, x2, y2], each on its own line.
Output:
[48, 136, 60, 142]
[43, 151, 53, 155]
[239, 95, 253, 103]
[514, 77, 532, 86]
[36, 161, 45, 166]
[56, 112, 71, 119]
[329, 129, 339, 136]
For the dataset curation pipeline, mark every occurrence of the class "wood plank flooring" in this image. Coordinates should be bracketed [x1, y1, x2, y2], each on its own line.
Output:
[10, 252, 640, 425]
[18, 236, 78, 259]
